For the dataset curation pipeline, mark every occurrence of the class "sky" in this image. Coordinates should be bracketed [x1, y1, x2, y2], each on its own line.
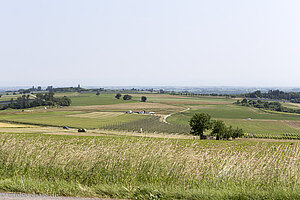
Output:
[0, 0, 300, 87]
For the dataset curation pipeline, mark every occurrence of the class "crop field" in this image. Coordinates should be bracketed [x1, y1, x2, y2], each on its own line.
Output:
[104, 116, 190, 134]
[0, 133, 299, 199]
[69, 111, 123, 119]
[0, 111, 145, 129]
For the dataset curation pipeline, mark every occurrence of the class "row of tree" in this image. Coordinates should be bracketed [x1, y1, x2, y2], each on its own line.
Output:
[0, 93, 71, 110]
[115, 93, 147, 102]
[189, 113, 244, 140]
[243, 90, 300, 103]
[235, 99, 300, 114]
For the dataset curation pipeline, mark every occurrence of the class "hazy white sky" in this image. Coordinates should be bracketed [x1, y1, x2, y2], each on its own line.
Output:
[0, 0, 300, 87]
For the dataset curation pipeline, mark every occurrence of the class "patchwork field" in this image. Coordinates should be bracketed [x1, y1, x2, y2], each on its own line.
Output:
[0, 92, 300, 199]
[0, 111, 145, 129]
[1, 93, 300, 136]
[63, 102, 182, 114]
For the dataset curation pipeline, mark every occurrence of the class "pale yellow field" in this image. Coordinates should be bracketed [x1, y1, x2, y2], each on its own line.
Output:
[0, 122, 33, 128]
[68, 111, 123, 119]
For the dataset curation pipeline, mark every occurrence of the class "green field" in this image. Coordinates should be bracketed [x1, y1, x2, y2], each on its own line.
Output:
[67, 93, 138, 106]
[168, 104, 300, 134]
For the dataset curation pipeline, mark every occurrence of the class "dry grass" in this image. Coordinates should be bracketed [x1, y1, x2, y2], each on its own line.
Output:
[0, 122, 33, 128]
[285, 121, 300, 130]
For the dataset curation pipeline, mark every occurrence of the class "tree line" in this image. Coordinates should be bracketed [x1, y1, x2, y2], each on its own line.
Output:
[115, 93, 147, 102]
[242, 90, 300, 103]
[235, 99, 300, 114]
[189, 113, 244, 140]
[0, 92, 71, 110]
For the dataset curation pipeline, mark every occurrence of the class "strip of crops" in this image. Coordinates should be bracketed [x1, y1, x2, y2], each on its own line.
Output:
[102, 116, 191, 134]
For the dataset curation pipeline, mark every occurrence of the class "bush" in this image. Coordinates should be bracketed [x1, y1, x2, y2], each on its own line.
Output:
[123, 95, 132, 100]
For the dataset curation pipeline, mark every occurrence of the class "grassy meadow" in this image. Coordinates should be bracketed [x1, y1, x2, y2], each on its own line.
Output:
[0, 133, 299, 199]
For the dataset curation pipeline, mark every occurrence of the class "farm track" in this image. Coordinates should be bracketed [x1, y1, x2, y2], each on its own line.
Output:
[162, 107, 190, 124]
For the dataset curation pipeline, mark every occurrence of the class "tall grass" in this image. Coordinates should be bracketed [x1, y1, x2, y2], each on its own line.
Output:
[0, 133, 299, 199]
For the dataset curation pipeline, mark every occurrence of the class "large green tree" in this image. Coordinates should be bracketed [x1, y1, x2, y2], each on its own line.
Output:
[211, 120, 227, 140]
[123, 94, 132, 100]
[141, 96, 147, 102]
[115, 93, 122, 99]
[189, 113, 212, 139]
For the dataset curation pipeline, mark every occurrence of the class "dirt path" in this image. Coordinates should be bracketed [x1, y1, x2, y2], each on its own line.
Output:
[163, 107, 190, 124]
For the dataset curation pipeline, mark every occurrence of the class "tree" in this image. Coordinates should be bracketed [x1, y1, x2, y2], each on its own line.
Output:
[241, 99, 248, 104]
[232, 127, 244, 139]
[96, 91, 100, 96]
[211, 120, 227, 140]
[123, 94, 132, 100]
[115, 93, 122, 99]
[141, 96, 147, 102]
[189, 113, 212, 139]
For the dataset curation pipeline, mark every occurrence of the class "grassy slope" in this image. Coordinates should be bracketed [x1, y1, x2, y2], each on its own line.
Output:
[0, 133, 299, 199]
[168, 104, 300, 134]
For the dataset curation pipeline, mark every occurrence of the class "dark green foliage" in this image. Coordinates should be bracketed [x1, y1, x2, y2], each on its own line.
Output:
[189, 113, 212, 139]
[211, 120, 227, 140]
[56, 96, 72, 106]
[141, 96, 147, 102]
[96, 91, 100, 96]
[115, 93, 122, 99]
[244, 89, 300, 103]
[211, 120, 244, 140]
[123, 94, 132, 100]
[0, 92, 71, 110]
[235, 99, 300, 114]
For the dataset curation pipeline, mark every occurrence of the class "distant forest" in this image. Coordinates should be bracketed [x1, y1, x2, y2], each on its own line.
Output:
[235, 99, 300, 114]
[0, 92, 71, 110]
[242, 90, 300, 103]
